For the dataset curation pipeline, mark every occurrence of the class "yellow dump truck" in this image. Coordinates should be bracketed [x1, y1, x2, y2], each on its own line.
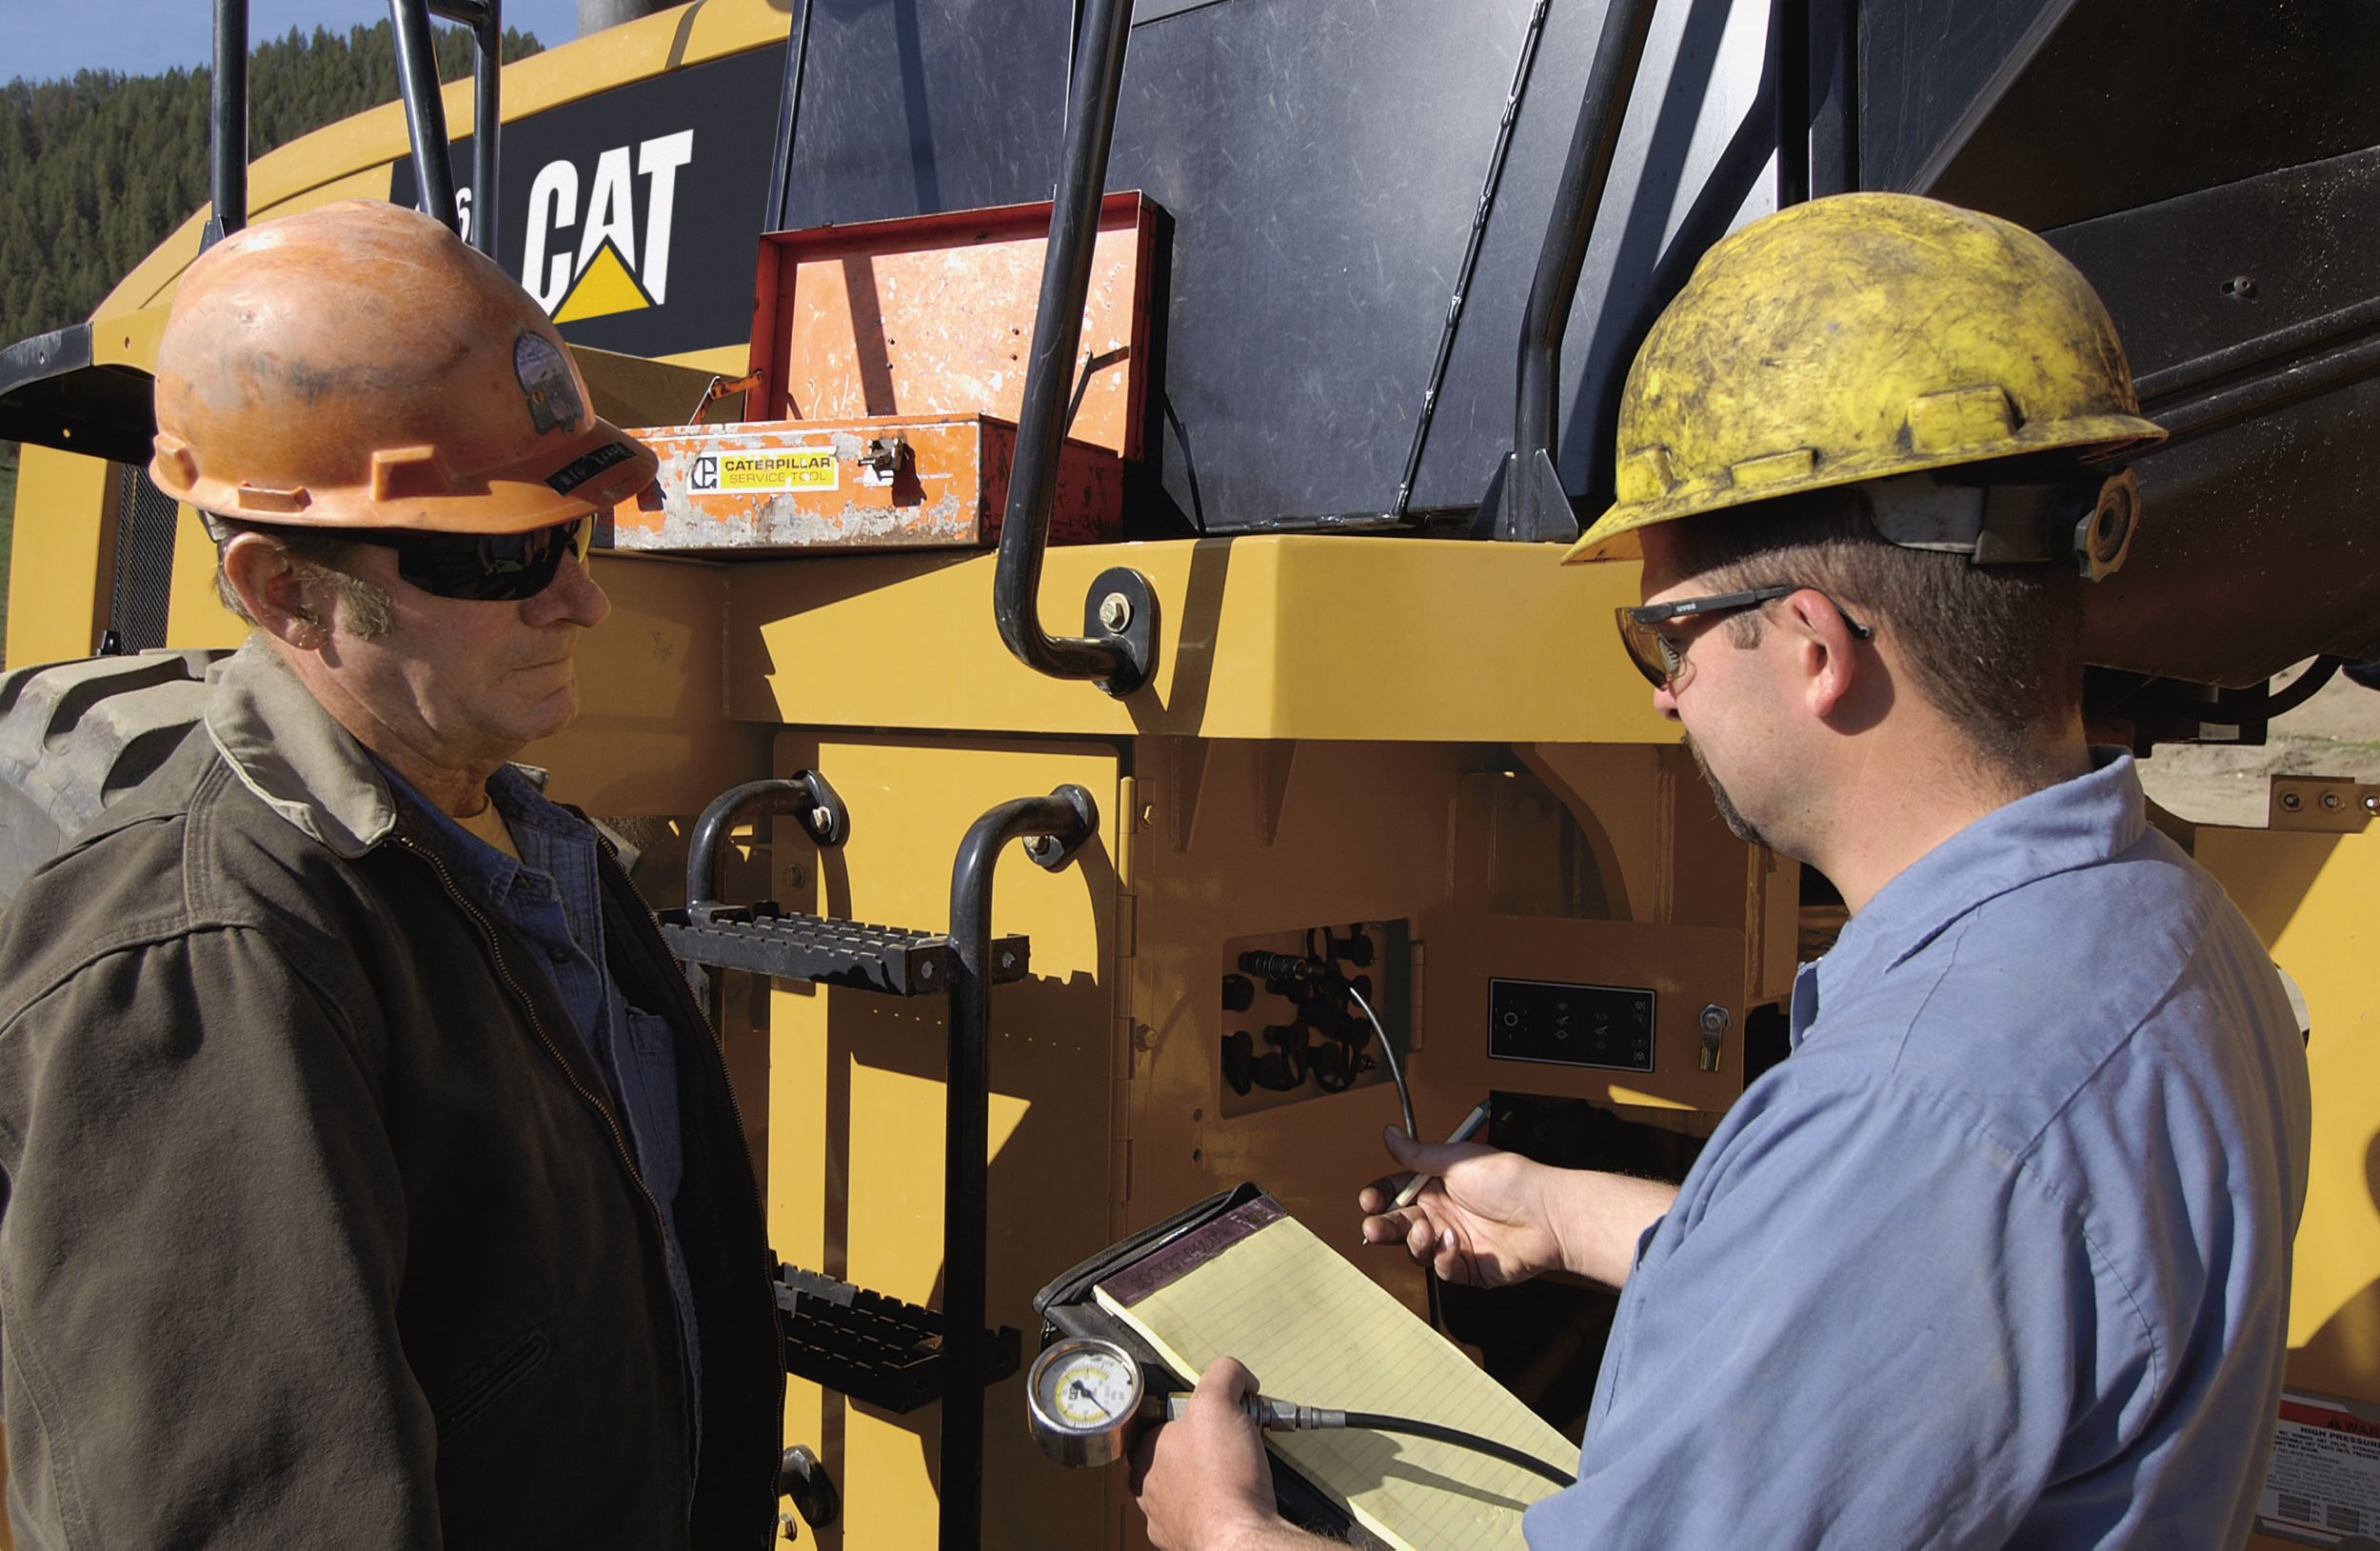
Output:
[1, 0, 2374, 1544]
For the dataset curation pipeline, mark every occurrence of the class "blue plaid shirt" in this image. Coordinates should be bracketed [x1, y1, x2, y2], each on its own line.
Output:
[381, 762, 704, 1468]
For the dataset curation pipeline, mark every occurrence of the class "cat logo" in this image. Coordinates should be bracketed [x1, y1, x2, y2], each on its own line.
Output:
[518, 129, 695, 324]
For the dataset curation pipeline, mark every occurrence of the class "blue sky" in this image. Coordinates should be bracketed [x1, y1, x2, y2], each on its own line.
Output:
[4, 1, 586, 85]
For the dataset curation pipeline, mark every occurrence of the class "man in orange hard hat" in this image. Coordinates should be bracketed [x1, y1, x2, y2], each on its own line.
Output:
[1137, 195, 2310, 1546]
[0, 201, 782, 1545]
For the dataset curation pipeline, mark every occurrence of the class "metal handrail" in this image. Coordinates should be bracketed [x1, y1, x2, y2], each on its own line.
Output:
[1478, 0, 1663, 543]
[942, 785, 1098, 1551]
[684, 773, 848, 915]
[993, 0, 1149, 695]
[387, 0, 505, 256]
[205, 0, 248, 250]
[435, 0, 506, 258]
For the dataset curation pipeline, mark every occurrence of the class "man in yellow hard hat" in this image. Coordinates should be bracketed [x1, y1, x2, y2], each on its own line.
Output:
[0, 202, 782, 1545]
[1136, 194, 2311, 1546]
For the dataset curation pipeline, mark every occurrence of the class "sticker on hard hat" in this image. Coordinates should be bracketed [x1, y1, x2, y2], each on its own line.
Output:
[546, 440, 639, 496]
[514, 332, 586, 435]
[688, 448, 839, 495]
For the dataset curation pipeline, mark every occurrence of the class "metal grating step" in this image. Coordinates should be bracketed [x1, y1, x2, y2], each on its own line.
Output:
[660, 902, 1030, 997]
[775, 1264, 1021, 1415]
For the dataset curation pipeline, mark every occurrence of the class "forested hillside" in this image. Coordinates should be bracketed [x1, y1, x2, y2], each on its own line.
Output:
[0, 19, 545, 646]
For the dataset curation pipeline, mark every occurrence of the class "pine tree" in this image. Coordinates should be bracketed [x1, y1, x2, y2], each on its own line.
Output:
[0, 20, 547, 650]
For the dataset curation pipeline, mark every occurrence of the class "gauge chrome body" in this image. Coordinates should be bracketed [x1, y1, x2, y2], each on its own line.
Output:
[1025, 1337, 1147, 1467]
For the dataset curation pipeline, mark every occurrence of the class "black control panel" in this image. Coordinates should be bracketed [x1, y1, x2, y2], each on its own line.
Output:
[1487, 978, 1655, 1071]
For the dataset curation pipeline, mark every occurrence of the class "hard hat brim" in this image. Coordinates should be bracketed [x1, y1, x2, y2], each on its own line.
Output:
[156, 414, 658, 534]
[1561, 412, 2165, 565]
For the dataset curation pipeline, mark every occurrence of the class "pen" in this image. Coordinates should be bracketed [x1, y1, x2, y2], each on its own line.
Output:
[1391, 1101, 1491, 1209]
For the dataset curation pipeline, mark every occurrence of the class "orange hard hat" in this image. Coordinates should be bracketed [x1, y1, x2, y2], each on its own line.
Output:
[149, 199, 654, 532]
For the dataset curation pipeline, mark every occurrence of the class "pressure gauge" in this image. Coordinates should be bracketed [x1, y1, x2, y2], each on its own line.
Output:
[1025, 1336, 1149, 1467]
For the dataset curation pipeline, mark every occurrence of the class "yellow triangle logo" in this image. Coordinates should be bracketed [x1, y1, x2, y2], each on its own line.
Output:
[552, 237, 656, 324]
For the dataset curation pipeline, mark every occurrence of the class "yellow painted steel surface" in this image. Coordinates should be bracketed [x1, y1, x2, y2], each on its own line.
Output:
[764, 734, 1122, 1549]
[2195, 814, 2380, 1550]
[728, 536, 1676, 744]
[160, 501, 245, 649]
[5, 447, 115, 667]
[526, 552, 767, 815]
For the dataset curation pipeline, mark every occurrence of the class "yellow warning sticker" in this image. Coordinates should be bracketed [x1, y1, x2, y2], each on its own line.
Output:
[688, 447, 839, 496]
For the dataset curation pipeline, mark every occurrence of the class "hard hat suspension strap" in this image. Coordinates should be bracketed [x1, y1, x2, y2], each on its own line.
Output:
[1861, 469, 2137, 581]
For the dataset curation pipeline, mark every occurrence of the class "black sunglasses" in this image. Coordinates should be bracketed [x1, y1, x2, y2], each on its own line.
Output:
[336, 516, 594, 602]
[1616, 584, 1872, 689]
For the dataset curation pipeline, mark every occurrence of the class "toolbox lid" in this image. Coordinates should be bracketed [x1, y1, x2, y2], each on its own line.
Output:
[749, 191, 1160, 462]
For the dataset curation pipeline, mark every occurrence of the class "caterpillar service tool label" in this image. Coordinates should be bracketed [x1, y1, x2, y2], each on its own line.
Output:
[2258, 1389, 2380, 1545]
[688, 447, 839, 496]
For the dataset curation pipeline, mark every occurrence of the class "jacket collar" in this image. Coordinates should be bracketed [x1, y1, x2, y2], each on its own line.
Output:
[204, 638, 398, 859]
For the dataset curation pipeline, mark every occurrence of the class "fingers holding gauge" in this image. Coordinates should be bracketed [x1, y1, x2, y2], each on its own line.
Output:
[1027, 1337, 1150, 1467]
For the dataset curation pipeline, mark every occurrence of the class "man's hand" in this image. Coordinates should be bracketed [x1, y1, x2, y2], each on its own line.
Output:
[1358, 1127, 1570, 1287]
[1131, 1357, 1313, 1551]
[1359, 1126, 1680, 1288]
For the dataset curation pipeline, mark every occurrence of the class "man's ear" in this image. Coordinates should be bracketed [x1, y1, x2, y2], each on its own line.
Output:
[222, 533, 328, 650]
[1781, 589, 1862, 720]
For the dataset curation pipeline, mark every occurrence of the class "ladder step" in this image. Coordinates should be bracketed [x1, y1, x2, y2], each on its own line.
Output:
[660, 903, 1029, 996]
[774, 1264, 1021, 1414]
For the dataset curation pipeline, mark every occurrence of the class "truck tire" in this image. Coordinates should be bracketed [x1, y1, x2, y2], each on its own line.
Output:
[0, 649, 228, 912]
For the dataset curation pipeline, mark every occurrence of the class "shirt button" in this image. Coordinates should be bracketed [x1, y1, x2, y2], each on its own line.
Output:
[548, 946, 571, 965]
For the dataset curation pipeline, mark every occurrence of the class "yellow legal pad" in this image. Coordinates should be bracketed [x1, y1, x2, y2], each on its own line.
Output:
[1093, 1195, 1575, 1550]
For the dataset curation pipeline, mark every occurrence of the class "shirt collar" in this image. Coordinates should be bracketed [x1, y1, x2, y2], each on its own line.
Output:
[1799, 747, 2146, 1045]
[380, 761, 585, 888]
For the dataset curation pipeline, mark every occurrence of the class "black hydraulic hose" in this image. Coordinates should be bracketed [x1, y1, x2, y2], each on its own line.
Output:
[1340, 1412, 1577, 1488]
[207, 0, 248, 249]
[994, 0, 1134, 686]
[2136, 303, 2380, 451]
[1192, 1394, 1577, 1488]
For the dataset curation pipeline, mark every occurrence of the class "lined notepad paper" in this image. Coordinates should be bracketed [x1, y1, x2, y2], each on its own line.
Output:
[1094, 1196, 1574, 1550]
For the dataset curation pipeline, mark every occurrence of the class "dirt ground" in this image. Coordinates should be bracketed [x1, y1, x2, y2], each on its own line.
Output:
[2132, 666, 2380, 827]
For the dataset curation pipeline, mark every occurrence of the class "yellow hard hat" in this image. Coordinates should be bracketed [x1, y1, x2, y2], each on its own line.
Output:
[149, 199, 655, 532]
[1565, 191, 2164, 564]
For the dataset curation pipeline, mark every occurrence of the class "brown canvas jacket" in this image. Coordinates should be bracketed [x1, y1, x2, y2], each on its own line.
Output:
[0, 642, 782, 1548]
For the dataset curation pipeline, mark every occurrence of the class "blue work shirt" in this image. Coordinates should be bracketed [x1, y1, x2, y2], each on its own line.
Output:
[1526, 750, 2311, 1548]
[380, 763, 704, 1464]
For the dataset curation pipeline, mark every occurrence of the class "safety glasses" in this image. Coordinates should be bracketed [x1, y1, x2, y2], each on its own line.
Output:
[337, 516, 594, 602]
[1616, 585, 1871, 691]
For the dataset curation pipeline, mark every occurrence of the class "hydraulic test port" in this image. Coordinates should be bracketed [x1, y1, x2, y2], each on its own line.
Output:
[1216, 922, 1412, 1119]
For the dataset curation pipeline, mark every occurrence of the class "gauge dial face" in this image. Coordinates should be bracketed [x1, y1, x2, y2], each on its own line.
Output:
[1026, 1338, 1149, 1468]
[1032, 1340, 1142, 1433]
